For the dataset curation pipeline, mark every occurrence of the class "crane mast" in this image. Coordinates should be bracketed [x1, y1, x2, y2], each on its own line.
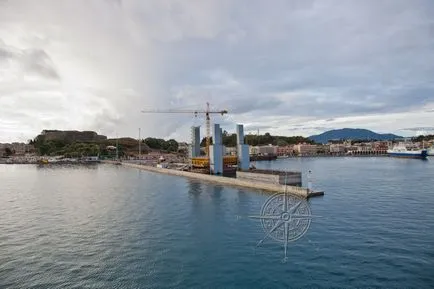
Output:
[205, 103, 211, 156]
[140, 103, 228, 159]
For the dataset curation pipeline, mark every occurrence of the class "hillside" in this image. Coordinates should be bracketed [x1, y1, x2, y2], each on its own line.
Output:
[309, 128, 402, 144]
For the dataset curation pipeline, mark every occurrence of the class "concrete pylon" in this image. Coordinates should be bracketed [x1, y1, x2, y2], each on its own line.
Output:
[210, 124, 223, 175]
[236, 124, 249, 171]
[236, 124, 244, 145]
[190, 126, 200, 158]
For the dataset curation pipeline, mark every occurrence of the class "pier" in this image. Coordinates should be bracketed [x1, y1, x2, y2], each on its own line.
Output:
[103, 160, 324, 198]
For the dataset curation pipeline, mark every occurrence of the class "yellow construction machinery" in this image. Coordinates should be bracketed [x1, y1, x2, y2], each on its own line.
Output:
[191, 155, 238, 168]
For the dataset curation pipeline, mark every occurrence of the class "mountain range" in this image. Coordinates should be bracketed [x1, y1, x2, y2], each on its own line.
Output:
[308, 128, 403, 144]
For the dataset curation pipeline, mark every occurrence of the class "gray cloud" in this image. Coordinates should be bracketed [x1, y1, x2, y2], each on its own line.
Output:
[286, 127, 332, 132]
[401, 127, 434, 132]
[0, 0, 434, 142]
[22, 49, 60, 80]
[0, 48, 13, 59]
[0, 40, 59, 80]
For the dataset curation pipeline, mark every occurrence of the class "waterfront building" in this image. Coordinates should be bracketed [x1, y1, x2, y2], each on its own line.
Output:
[249, 145, 277, 156]
[277, 145, 295, 156]
[329, 144, 346, 154]
[258, 145, 278, 155]
[293, 144, 318, 156]
[0, 143, 35, 155]
[249, 146, 259, 155]
[373, 141, 389, 151]
[225, 147, 237, 155]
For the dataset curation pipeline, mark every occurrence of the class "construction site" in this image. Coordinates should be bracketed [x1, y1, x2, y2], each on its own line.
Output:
[107, 103, 324, 198]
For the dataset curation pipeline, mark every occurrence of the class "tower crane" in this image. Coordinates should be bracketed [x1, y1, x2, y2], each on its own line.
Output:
[140, 102, 228, 157]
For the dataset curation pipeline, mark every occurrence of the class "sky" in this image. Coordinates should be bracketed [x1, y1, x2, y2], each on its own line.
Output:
[0, 0, 434, 143]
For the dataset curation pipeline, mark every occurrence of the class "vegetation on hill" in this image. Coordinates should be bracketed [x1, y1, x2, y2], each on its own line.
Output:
[200, 132, 314, 147]
[143, 137, 179, 152]
[31, 133, 180, 157]
[412, 134, 434, 142]
[2, 147, 14, 157]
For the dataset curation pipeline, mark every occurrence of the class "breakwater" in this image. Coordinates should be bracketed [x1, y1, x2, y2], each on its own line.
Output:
[103, 160, 323, 198]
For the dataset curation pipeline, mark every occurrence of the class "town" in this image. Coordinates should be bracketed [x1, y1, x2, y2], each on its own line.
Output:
[1, 129, 433, 164]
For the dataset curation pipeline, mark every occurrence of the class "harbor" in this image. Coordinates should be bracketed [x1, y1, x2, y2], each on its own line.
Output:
[106, 121, 324, 198]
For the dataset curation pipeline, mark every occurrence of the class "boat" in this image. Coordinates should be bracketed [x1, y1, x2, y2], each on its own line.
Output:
[81, 156, 100, 163]
[249, 154, 277, 161]
[387, 143, 428, 159]
[37, 158, 49, 164]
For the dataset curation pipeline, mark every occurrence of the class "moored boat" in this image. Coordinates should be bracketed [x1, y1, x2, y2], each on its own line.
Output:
[387, 143, 428, 159]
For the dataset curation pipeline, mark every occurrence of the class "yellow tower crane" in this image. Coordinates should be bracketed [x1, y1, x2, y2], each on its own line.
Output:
[140, 102, 228, 158]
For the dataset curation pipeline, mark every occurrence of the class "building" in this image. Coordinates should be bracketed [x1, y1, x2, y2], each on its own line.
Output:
[0, 143, 35, 155]
[373, 141, 388, 151]
[38, 130, 107, 143]
[249, 146, 259, 155]
[355, 143, 373, 153]
[225, 147, 237, 155]
[316, 144, 330, 154]
[249, 144, 278, 156]
[293, 144, 318, 156]
[329, 144, 346, 154]
[276, 145, 295, 156]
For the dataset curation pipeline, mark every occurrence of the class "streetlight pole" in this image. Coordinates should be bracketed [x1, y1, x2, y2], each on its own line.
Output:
[116, 132, 119, 160]
[138, 127, 141, 159]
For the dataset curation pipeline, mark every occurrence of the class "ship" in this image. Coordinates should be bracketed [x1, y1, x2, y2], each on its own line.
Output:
[387, 143, 428, 159]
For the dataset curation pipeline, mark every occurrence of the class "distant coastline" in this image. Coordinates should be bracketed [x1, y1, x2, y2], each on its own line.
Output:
[0, 153, 399, 165]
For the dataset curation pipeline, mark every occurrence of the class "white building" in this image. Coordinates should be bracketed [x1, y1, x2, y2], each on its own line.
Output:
[329, 144, 346, 153]
[249, 144, 278, 155]
[293, 144, 318, 156]
[225, 147, 237, 155]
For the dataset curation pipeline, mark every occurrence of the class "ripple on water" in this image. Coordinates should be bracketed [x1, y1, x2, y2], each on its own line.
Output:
[0, 161, 434, 288]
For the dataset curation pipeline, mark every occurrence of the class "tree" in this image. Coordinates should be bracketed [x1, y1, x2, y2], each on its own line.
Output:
[144, 137, 178, 152]
[222, 133, 237, 147]
[200, 137, 213, 147]
[166, 139, 179, 152]
[4, 147, 13, 156]
[263, 132, 273, 144]
[277, 138, 288, 147]
[413, 134, 434, 142]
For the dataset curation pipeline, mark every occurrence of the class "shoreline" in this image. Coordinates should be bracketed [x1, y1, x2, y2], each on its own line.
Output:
[0, 154, 401, 164]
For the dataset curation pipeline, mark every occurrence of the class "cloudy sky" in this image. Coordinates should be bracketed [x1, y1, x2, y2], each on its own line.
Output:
[1, 0, 434, 143]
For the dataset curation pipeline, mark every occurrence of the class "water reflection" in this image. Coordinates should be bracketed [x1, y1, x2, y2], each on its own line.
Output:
[187, 180, 202, 197]
[36, 163, 99, 170]
[210, 185, 223, 216]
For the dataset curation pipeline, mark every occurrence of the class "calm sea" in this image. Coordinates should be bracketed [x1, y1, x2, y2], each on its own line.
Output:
[1, 157, 433, 288]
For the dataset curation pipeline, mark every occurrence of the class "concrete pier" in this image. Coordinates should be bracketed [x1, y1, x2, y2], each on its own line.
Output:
[236, 170, 302, 186]
[103, 160, 324, 198]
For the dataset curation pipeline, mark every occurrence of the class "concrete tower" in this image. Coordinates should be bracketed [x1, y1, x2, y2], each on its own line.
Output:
[236, 124, 250, 171]
[190, 126, 201, 158]
[236, 124, 244, 145]
[209, 123, 224, 175]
